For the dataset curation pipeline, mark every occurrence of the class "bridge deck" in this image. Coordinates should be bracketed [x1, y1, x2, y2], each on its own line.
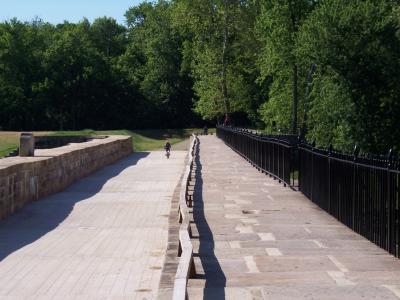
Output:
[188, 136, 400, 299]
[0, 151, 186, 299]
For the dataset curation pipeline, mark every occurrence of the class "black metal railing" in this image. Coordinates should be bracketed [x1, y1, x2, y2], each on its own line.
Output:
[216, 126, 298, 187]
[299, 143, 399, 258]
[216, 125, 399, 258]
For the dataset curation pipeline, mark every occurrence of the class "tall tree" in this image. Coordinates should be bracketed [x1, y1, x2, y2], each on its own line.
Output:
[172, 0, 260, 124]
[297, 0, 400, 152]
[124, 1, 198, 128]
[0, 19, 53, 130]
[89, 17, 127, 60]
[257, 0, 315, 134]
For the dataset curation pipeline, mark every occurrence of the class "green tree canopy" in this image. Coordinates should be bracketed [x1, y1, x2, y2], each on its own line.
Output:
[297, 0, 400, 152]
[1, 0, 400, 153]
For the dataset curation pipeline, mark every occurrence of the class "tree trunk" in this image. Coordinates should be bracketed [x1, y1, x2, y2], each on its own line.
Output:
[289, 0, 299, 135]
[221, 0, 230, 122]
[291, 64, 298, 135]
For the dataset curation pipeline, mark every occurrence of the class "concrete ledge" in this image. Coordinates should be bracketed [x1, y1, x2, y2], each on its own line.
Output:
[0, 135, 132, 219]
[172, 135, 198, 300]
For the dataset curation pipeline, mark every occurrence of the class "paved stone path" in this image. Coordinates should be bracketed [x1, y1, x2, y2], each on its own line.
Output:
[0, 151, 186, 300]
[188, 135, 400, 299]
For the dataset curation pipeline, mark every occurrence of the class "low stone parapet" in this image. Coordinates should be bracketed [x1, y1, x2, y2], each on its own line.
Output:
[0, 135, 132, 219]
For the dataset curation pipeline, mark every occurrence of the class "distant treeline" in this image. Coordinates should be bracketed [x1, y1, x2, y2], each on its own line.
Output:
[1, 0, 400, 153]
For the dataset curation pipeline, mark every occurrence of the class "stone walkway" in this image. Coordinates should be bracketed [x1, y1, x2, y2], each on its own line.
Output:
[188, 136, 400, 299]
[0, 151, 186, 300]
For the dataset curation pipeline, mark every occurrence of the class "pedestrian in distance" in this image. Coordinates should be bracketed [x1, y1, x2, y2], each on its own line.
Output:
[203, 125, 208, 135]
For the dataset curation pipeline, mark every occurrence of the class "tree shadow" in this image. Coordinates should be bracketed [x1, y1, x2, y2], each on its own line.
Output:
[0, 152, 149, 261]
[193, 140, 226, 299]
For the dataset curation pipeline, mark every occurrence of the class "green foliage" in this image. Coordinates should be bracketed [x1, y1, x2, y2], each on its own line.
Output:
[257, 0, 400, 152]
[257, 0, 315, 134]
[297, 0, 400, 152]
[258, 76, 293, 134]
[306, 72, 354, 151]
[0, 11, 200, 131]
[172, 0, 261, 123]
[1, 0, 400, 153]
[123, 1, 199, 127]
[90, 17, 127, 59]
[0, 19, 52, 130]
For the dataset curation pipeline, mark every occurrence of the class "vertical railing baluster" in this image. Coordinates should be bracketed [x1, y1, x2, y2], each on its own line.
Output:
[328, 145, 332, 214]
[353, 145, 359, 229]
[387, 149, 393, 253]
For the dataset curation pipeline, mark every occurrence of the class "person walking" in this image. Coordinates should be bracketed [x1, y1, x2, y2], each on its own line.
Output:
[203, 125, 208, 135]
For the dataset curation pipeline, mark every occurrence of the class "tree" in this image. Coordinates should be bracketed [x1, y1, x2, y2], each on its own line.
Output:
[0, 19, 53, 130]
[1, 0, 400, 156]
[297, 0, 400, 152]
[124, 1, 199, 128]
[39, 20, 107, 129]
[257, 0, 315, 134]
[172, 0, 261, 124]
[90, 17, 127, 60]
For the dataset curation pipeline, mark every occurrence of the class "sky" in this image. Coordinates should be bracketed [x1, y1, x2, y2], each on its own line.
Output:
[0, 0, 144, 25]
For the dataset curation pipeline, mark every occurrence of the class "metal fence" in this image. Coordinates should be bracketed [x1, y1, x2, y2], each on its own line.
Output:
[216, 126, 298, 187]
[217, 125, 400, 258]
[299, 143, 400, 258]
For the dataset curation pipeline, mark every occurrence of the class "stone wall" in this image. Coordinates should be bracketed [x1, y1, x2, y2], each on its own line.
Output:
[0, 136, 132, 219]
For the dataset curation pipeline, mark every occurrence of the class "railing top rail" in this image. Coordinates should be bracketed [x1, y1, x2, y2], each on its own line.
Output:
[217, 125, 296, 147]
[219, 125, 399, 170]
[299, 142, 400, 171]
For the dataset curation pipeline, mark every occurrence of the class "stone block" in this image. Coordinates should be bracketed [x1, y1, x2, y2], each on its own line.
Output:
[19, 133, 34, 156]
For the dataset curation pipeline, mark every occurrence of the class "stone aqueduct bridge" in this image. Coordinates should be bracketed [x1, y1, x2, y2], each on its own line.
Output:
[0, 135, 399, 299]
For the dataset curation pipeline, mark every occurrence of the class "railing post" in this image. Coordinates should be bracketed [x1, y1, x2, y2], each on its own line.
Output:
[328, 144, 332, 214]
[387, 148, 393, 253]
[295, 135, 301, 188]
[311, 140, 316, 201]
[298, 141, 301, 190]
[352, 145, 359, 230]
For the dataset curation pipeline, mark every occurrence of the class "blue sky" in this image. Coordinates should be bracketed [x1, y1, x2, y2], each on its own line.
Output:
[0, 0, 144, 25]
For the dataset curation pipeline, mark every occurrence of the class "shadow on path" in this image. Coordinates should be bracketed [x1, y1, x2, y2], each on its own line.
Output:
[0, 152, 149, 261]
[193, 140, 226, 299]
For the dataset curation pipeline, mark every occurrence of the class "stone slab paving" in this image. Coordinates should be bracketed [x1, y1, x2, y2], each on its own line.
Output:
[0, 151, 186, 300]
[188, 135, 400, 299]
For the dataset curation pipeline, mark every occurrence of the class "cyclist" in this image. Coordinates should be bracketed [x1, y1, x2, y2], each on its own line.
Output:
[164, 139, 171, 158]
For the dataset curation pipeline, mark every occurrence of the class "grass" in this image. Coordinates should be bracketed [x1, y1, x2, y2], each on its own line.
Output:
[0, 133, 19, 158]
[0, 128, 213, 157]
